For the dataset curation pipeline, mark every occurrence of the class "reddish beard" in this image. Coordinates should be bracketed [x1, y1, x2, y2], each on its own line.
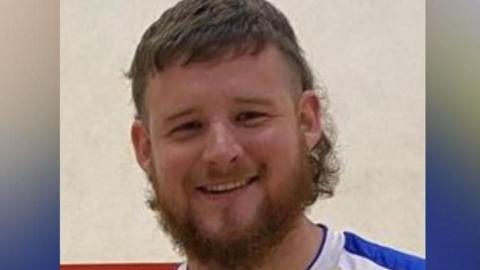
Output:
[147, 138, 317, 270]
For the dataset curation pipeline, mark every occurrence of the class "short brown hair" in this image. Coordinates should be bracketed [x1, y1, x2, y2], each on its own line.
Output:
[127, 0, 339, 200]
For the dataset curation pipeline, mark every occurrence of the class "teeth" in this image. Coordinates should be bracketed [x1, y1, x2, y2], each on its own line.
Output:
[204, 178, 251, 193]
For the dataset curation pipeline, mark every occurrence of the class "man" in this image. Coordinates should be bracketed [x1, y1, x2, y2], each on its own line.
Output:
[128, 0, 425, 269]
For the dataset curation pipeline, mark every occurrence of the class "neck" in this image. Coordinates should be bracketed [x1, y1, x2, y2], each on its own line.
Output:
[188, 216, 324, 270]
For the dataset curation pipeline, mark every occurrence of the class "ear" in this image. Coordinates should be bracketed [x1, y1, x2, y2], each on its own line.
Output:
[131, 119, 152, 174]
[298, 90, 322, 150]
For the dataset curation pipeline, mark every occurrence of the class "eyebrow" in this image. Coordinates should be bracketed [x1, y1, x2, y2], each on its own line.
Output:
[165, 107, 197, 122]
[164, 96, 273, 122]
[232, 96, 273, 106]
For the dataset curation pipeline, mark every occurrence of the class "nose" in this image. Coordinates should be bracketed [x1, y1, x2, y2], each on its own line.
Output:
[201, 121, 243, 173]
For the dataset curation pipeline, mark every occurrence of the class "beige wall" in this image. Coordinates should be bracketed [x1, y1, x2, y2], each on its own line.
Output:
[61, 0, 425, 263]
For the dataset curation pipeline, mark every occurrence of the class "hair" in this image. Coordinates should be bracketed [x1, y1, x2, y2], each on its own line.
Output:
[127, 0, 339, 199]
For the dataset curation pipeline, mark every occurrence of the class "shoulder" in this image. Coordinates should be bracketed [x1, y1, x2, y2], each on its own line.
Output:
[310, 225, 424, 270]
[338, 231, 425, 270]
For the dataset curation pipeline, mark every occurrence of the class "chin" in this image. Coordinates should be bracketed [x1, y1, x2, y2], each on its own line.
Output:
[194, 209, 258, 241]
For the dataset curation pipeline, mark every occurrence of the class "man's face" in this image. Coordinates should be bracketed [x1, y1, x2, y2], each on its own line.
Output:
[132, 45, 322, 266]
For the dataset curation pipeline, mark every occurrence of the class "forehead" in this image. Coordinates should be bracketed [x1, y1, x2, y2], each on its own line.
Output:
[145, 45, 300, 115]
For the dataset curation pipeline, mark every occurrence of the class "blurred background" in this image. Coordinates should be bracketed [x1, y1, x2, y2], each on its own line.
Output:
[426, 0, 480, 269]
[0, 0, 59, 269]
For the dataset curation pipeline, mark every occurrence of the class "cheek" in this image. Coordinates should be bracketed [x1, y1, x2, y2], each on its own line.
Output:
[243, 122, 300, 158]
[151, 144, 196, 205]
[241, 124, 301, 184]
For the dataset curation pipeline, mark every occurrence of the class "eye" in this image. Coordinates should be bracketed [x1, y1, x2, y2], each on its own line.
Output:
[169, 121, 203, 138]
[236, 111, 268, 126]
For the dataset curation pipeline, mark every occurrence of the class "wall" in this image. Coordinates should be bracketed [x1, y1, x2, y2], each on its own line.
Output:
[61, 0, 425, 263]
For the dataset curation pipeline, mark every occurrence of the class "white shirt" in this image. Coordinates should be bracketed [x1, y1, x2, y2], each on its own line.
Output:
[176, 225, 425, 270]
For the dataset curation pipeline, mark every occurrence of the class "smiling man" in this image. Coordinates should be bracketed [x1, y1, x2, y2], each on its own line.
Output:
[128, 1, 424, 270]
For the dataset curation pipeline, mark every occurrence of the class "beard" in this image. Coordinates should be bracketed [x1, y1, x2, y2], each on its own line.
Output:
[146, 138, 317, 270]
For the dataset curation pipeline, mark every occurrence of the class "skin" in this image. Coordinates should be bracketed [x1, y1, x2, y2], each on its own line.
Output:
[132, 44, 324, 270]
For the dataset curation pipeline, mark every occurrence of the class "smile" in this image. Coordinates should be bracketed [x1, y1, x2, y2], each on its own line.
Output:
[197, 176, 259, 194]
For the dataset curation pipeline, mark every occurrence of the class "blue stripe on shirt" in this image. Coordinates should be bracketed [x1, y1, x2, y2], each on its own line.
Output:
[344, 232, 425, 270]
